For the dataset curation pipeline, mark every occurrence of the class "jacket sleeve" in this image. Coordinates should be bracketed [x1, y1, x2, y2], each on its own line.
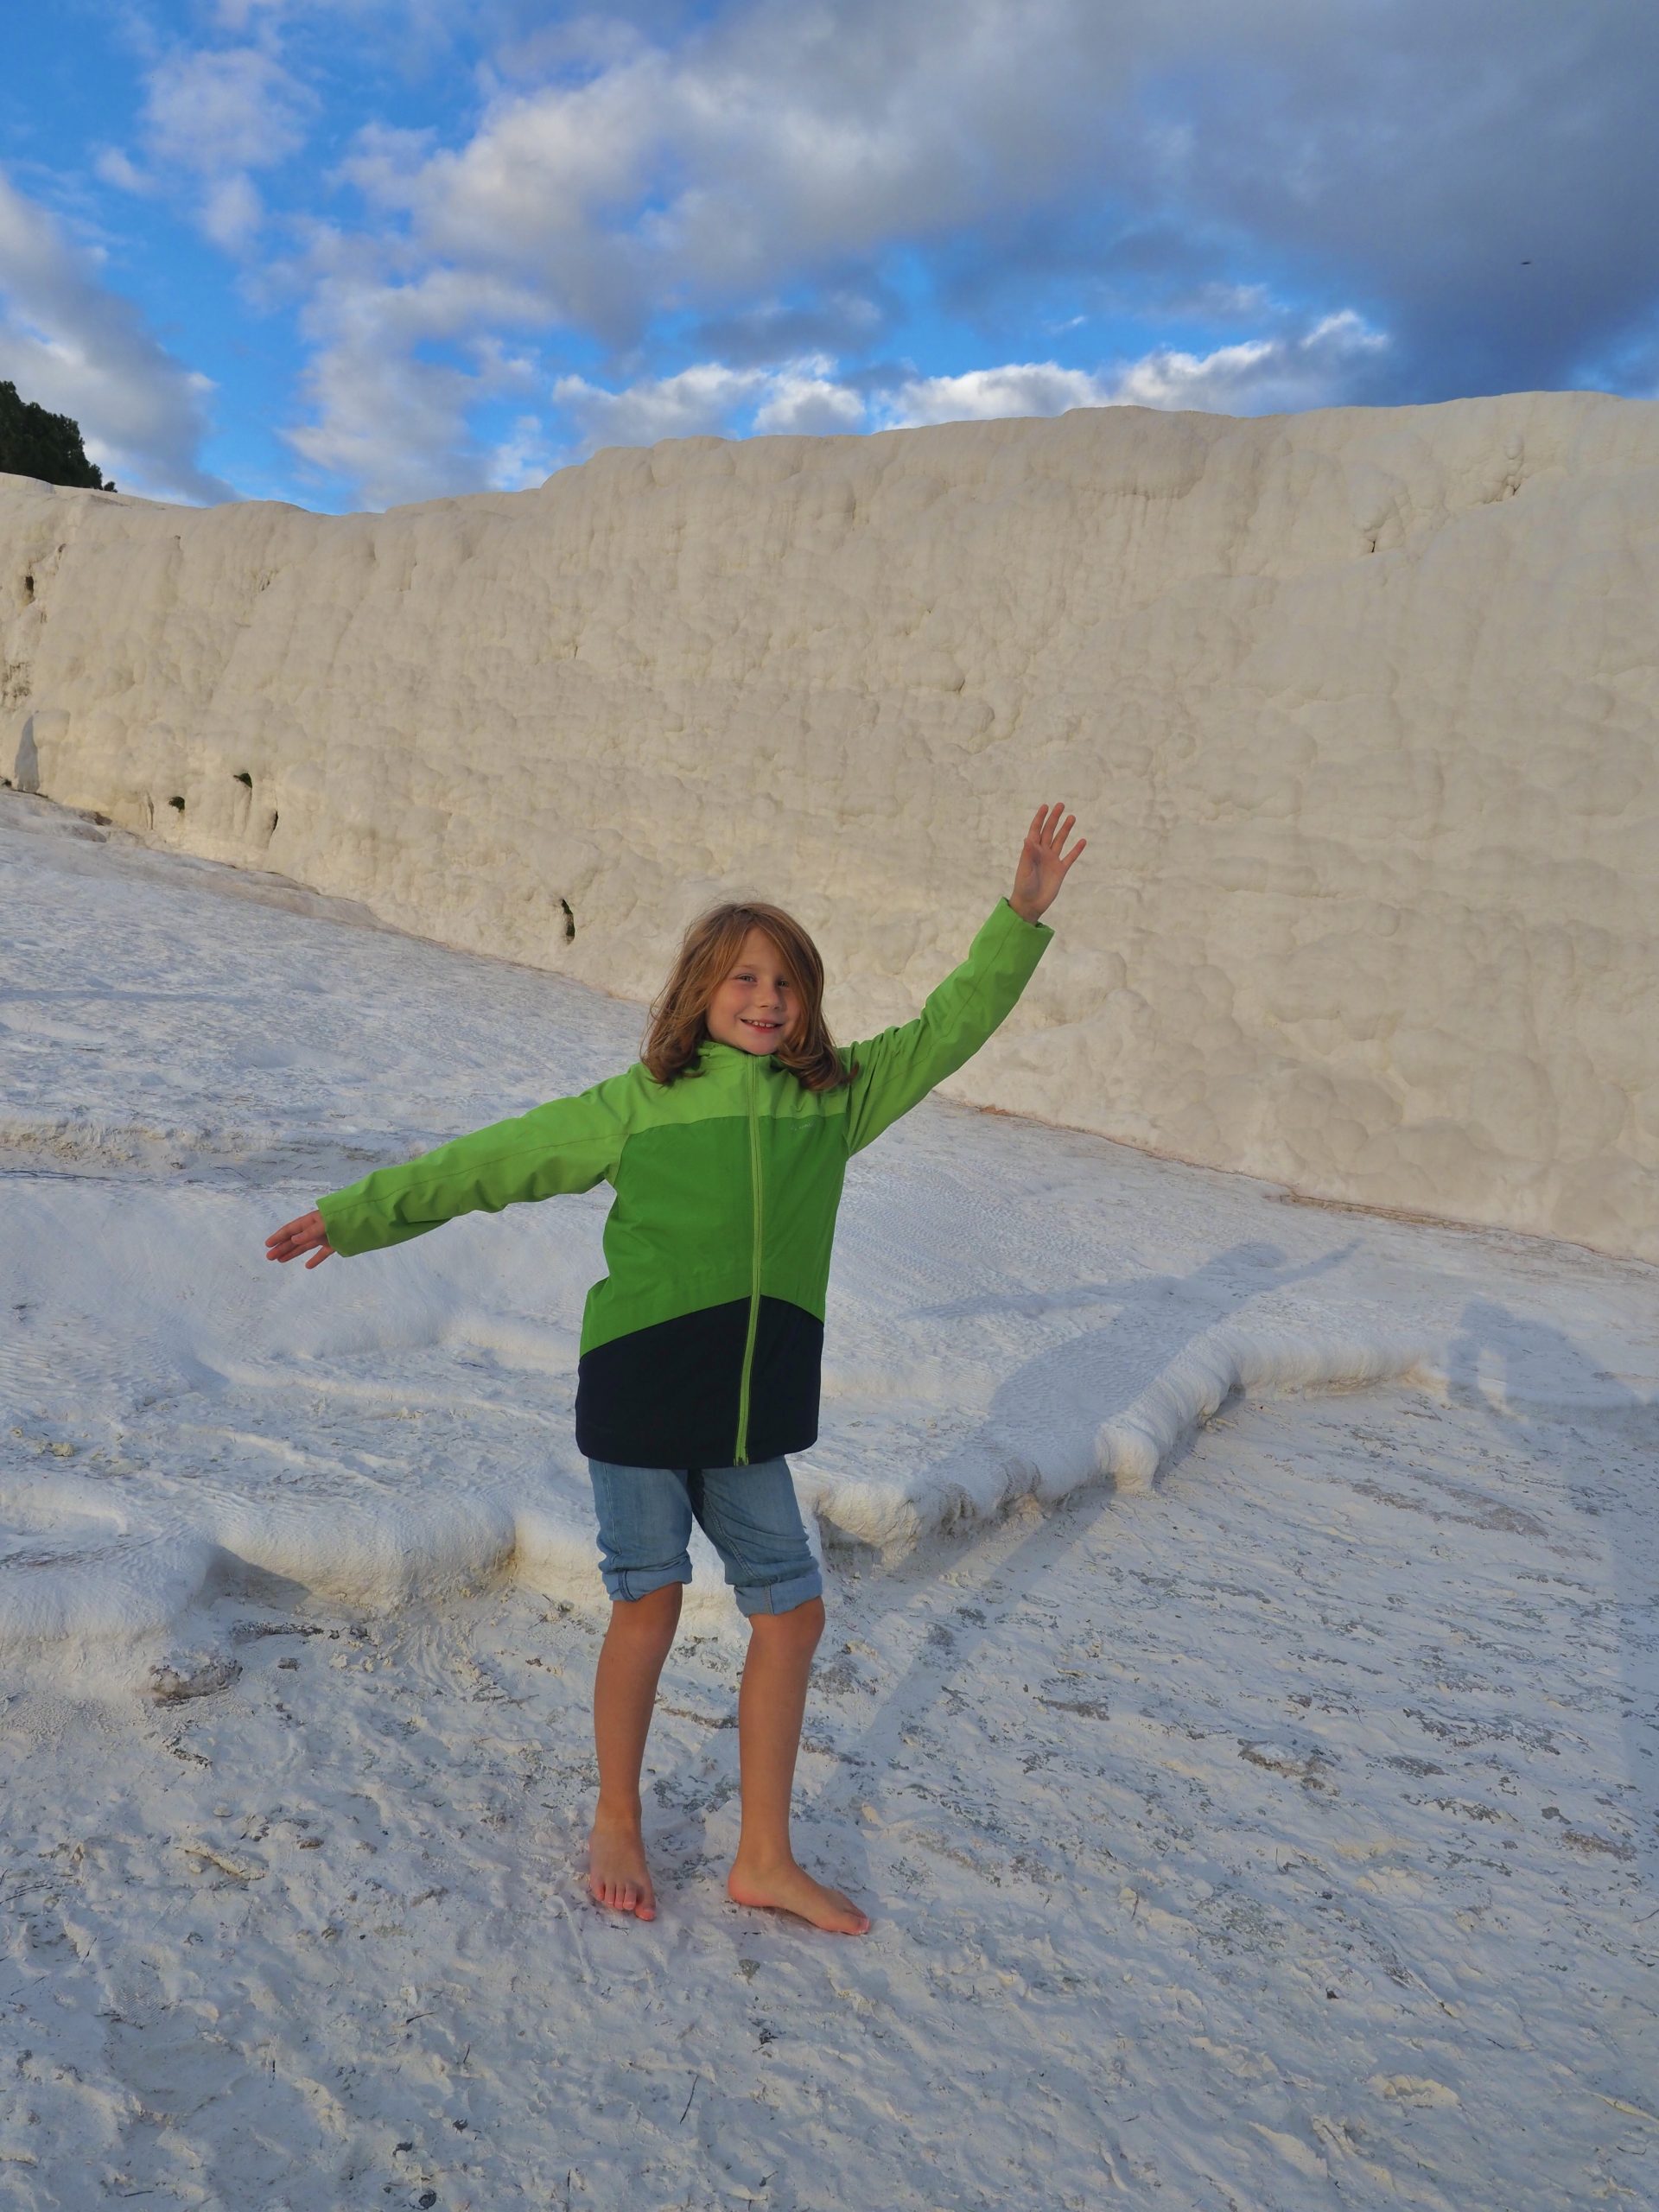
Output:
[841, 898, 1053, 1156]
[315, 1069, 632, 1257]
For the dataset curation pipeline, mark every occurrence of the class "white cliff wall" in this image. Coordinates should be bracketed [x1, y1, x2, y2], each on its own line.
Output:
[3, 392, 1656, 1260]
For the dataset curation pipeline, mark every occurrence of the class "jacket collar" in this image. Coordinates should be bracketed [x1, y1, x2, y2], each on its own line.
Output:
[696, 1038, 780, 1072]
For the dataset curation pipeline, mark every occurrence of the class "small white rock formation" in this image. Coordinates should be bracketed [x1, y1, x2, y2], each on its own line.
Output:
[3, 393, 1655, 1261]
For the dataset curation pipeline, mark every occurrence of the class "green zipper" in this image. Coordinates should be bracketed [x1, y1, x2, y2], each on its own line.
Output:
[733, 1050, 764, 1465]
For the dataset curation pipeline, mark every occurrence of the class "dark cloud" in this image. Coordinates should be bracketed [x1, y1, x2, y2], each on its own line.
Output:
[822, 0, 1659, 401]
[1151, 1, 1659, 397]
[683, 279, 903, 368]
[926, 210, 1233, 349]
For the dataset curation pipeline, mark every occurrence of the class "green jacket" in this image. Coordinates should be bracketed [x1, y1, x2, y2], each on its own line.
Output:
[319, 897, 1053, 1468]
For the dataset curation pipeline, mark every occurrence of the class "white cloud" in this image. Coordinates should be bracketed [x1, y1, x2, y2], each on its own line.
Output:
[102, 43, 313, 252]
[0, 169, 234, 504]
[142, 46, 309, 175]
[540, 311, 1391, 467]
[284, 336, 475, 505]
[879, 362, 1116, 427]
[552, 353, 870, 453]
[485, 414, 556, 493]
[879, 315, 1389, 429]
[200, 174, 266, 251]
[751, 362, 866, 435]
[553, 361, 772, 450]
[92, 147, 154, 197]
[1108, 309, 1389, 413]
[283, 264, 550, 505]
[331, 4, 1116, 326]
[284, 1, 1141, 485]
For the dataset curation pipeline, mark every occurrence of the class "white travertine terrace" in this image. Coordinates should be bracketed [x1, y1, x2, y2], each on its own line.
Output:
[3, 392, 1655, 1260]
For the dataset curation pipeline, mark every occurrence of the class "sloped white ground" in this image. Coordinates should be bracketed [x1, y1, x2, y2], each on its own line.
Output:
[2, 788, 1656, 2209]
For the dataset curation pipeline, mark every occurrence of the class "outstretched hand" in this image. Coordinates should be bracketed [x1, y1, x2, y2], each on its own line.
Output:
[265, 1208, 336, 1268]
[1010, 801, 1086, 925]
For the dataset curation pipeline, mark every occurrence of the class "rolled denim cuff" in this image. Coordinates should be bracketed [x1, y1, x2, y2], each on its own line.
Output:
[733, 1564, 823, 1618]
[602, 1560, 693, 1604]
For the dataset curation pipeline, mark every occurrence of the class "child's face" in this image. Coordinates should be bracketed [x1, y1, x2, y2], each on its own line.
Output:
[704, 927, 802, 1054]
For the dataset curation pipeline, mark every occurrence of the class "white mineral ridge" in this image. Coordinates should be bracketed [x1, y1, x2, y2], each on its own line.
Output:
[3, 391, 1656, 1259]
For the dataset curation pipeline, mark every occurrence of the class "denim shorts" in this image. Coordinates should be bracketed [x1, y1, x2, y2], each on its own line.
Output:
[587, 1457, 823, 1618]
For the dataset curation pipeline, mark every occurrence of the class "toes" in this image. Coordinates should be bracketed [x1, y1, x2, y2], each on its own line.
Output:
[590, 1872, 658, 1917]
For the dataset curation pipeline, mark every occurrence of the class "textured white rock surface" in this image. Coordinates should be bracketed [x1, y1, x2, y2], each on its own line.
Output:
[3, 791, 1656, 2209]
[3, 391, 1656, 1258]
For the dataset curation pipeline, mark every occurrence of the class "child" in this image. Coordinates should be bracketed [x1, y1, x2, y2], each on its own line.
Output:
[265, 802, 1085, 1933]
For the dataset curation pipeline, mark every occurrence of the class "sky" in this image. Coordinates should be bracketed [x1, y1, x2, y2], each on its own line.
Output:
[2, 0, 1656, 514]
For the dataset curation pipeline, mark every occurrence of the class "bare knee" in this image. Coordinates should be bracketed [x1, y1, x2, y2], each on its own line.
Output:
[607, 1582, 683, 1656]
[748, 1592, 824, 1654]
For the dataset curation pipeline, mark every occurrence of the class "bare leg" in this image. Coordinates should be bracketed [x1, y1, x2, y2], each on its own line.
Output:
[727, 1595, 870, 1934]
[588, 1582, 682, 1919]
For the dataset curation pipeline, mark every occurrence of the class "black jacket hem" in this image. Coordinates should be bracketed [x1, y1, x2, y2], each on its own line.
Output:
[574, 1294, 823, 1471]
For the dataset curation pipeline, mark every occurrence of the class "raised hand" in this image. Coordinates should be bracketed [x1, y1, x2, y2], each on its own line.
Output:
[265, 1208, 336, 1268]
[1010, 801, 1086, 925]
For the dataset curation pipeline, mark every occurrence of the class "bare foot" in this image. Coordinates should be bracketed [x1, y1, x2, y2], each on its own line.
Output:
[727, 1856, 870, 1935]
[588, 1815, 657, 1919]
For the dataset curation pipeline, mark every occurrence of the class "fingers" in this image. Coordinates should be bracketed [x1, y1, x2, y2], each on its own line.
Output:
[1021, 803, 1085, 899]
[265, 1210, 329, 1262]
[1028, 801, 1077, 851]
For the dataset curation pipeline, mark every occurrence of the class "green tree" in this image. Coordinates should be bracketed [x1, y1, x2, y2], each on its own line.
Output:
[0, 380, 115, 493]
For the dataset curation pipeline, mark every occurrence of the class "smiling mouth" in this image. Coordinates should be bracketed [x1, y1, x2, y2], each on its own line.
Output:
[742, 1019, 782, 1030]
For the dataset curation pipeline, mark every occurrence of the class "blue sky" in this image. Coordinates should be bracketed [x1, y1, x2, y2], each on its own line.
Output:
[3, 1, 1655, 512]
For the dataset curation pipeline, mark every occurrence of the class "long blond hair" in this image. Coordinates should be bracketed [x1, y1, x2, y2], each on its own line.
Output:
[641, 900, 857, 1091]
